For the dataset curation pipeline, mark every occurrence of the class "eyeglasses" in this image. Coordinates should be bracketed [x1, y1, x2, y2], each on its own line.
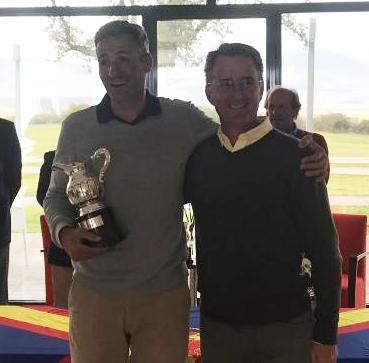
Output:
[207, 77, 263, 92]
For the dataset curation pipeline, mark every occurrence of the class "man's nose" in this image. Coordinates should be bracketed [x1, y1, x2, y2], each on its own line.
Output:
[231, 87, 244, 98]
[108, 61, 121, 77]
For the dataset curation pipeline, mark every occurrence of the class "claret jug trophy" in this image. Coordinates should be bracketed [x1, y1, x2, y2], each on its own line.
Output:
[54, 148, 122, 247]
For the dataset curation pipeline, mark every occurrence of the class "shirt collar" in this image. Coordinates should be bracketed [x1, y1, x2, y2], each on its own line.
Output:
[217, 116, 272, 152]
[96, 90, 161, 124]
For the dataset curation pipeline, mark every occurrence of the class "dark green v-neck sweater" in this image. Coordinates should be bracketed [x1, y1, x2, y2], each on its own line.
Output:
[185, 129, 341, 344]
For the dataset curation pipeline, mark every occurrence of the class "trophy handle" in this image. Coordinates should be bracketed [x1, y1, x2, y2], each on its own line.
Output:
[92, 148, 111, 195]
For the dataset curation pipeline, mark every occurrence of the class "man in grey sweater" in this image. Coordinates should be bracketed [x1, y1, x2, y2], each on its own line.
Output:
[44, 21, 329, 363]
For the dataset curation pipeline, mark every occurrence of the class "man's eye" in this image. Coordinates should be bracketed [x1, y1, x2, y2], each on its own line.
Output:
[240, 78, 255, 87]
[219, 80, 233, 88]
[118, 56, 130, 63]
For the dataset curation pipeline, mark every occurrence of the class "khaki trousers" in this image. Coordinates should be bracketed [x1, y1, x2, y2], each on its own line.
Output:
[51, 265, 73, 308]
[69, 281, 190, 363]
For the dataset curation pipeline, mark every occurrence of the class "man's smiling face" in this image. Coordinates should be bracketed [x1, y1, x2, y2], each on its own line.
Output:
[96, 34, 151, 103]
[206, 55, 263, 129]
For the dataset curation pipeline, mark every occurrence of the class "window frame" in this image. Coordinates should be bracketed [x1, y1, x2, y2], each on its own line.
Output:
[1, 2, 369, 94]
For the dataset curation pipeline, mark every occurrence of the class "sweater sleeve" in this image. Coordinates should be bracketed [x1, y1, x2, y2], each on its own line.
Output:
[43, 118, 78, 248]
[312, 133, 330, 183]
[292, 151, 342, 344]
[187, 102, 218, 147]
[36, 151, 55, 207]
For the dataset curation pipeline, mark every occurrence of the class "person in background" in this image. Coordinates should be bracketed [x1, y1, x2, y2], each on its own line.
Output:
[185, 43, 341, 363]
[44, 20, 329, 363]
[0, 118, 22, 304]
[265, 85, 330, 182]
[37, 150, 73, 308]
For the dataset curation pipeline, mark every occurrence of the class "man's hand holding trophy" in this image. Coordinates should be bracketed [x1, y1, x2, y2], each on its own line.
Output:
[55, 148, 122, 261]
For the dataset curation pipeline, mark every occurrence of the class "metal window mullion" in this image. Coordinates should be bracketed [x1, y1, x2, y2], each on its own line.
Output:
[266, 13, 281, 91]
[143, 16, 158, 95]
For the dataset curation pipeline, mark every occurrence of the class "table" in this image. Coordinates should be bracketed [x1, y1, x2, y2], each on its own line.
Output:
[2, 306, 367, 363]
[338, 308, 369, 362]
[0, 305, 69, 363]
[0, 305, 201, 363]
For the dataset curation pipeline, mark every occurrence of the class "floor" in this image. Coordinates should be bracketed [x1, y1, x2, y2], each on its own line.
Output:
[8, 233, 45, 302]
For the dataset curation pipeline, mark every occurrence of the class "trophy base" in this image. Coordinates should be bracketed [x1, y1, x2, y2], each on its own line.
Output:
[76, 207, 123, 247]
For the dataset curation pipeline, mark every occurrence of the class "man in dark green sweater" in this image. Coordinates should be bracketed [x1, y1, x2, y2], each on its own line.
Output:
[185, 43, 342, 363]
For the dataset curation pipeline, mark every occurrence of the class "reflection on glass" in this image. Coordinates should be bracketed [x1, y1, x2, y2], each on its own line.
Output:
[158, 18, 266, 119]
[282, 12, 369, 119]
[282, 12, 369, 254]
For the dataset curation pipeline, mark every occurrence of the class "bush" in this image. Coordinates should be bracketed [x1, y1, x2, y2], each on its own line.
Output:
[30, 111, 61, 124]
[356, 120, 369, 134]
[334, 119, 351, 133]
[314, 113, 354, 133]
[60, 103, 90, 120]
[29, 103, 91, 125]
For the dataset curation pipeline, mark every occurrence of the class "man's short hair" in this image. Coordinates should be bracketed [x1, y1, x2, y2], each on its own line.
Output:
[265, 86, 302, 118]
[204, 43, 264, 84]
[94, 20, 149, 53]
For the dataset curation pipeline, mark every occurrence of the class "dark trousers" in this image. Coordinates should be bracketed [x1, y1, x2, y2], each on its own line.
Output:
[0, 244, 10, 304]
[200, 311, 312, 363]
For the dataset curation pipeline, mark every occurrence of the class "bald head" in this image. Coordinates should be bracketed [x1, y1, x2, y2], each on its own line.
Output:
[265, 86, 301, 133]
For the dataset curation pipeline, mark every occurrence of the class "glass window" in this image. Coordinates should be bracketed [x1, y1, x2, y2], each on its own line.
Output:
[1, 15, 141, 302]
[158, 18, 266, 120]
[282, 12, 369, 301]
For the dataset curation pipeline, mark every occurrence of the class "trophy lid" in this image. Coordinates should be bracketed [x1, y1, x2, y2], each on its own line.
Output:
[53, 162, 86, 176]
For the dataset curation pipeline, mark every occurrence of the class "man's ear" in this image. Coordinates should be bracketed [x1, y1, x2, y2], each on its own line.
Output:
[205, 85, 216, 106]
[142, 52, 153, 73]
[293, 108, 299, 119]
[259, 82, 264, 102]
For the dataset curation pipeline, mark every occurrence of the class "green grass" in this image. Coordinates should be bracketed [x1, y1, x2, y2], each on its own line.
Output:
[328, 175, 369, 196]
[331, 163, 369, 168]
[25, 205, 44, 233]
[321, 132, 369, 157]
[25, 123, 62, 157]
[25, 161, 43, 167]
[22, 173, 40, 197]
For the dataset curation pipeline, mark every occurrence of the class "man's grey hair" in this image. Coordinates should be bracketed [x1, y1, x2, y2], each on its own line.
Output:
[204, 43, 264, 85]
[264, 86, 302, 118]
[94, 20, 150, 54]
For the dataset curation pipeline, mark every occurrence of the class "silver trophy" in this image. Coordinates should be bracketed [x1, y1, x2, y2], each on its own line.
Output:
[54, 148, 122, 247]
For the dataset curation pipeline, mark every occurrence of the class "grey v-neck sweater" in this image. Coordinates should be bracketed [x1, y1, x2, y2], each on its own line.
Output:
[44, 97, 217, 297]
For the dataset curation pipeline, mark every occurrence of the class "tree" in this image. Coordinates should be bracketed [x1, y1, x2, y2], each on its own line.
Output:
[314, 113, 352, 133]
[47, 0, 308, 67]
[356, 119, 369, 134]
